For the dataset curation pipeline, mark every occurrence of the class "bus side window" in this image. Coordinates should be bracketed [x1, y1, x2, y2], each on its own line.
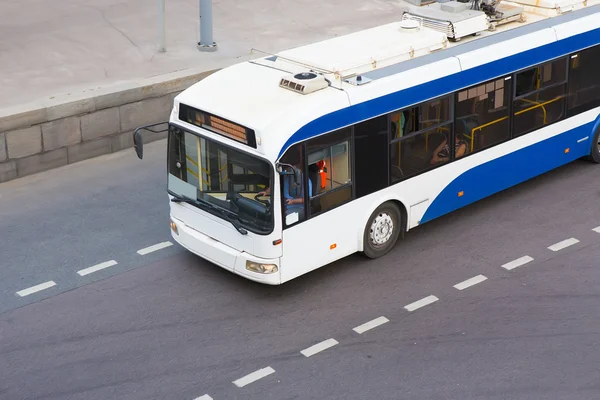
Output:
[455, 76, 510, 153]
[513, 57, 568, 137]
[567, 45, 600, 116]
[306, 128, 353, 217]
[279, 143, 308, 227]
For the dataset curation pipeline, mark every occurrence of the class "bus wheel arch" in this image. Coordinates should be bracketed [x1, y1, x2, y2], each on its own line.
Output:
[360, 200, 407, 259]
[585, 122, 600, 164]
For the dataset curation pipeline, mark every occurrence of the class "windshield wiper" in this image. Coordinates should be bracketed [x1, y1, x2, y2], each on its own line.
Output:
[170, 194, 248, 235]
[170, 194, 200, 207]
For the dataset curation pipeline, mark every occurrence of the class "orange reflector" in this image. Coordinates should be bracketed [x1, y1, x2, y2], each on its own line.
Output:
[272, 239, 282, 245]
[458, 191, 464, 197]
[564, 148, 570, 153]
[330, 243, 337, 250]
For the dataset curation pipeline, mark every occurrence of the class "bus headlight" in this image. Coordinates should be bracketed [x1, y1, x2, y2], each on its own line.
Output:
[170, 219, 178, 235]
[246, 261, 278, 274]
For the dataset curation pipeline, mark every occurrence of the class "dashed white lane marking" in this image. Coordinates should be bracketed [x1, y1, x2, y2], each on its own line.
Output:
[77, 260, 118, 276]
[453, 274, 488, 291]
[548, 238, 579, 252]
[593, 226, 600, 233]
[16, 281, 56, 297]
[353, 316, 389, 334]
[501, 255, 534, 271]
[232, 367, 275, 388]
[137, 241, 173, 255]
[404, 295, 439, 312]
[300, 338, 339, 357]
[193, 395, 213, 400]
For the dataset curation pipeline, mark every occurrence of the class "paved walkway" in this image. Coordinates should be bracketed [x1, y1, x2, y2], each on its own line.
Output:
[0, 0, 409, 110]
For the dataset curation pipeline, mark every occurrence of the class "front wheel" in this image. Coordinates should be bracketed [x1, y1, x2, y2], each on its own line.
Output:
[586, 125, 600, 163]
[362, 202, 402, 259]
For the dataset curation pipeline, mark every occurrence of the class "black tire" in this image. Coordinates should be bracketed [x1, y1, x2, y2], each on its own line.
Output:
[362, 202, 402, 259]
[585, 125, 600, 164]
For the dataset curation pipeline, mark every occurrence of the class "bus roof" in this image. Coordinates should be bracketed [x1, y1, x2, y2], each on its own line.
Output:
[174, 0, 600, 161]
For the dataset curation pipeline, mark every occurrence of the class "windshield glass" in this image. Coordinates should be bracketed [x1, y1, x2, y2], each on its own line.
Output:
[167, 125, 273, 234]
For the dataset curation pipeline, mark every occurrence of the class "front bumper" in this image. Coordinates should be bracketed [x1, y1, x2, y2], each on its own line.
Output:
[169, 216, 281, 285]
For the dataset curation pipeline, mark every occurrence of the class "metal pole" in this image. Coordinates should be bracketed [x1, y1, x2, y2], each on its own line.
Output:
[158, 0, 166, 52]
[198, 0, 217, 52]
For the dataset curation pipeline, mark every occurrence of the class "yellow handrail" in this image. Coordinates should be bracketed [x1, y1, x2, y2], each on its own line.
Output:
[468, 116, 509, 150]
[465, 95, 564, 150]
[186, 155, 198, 166]
[186, 155, 210, 175]
[514, 96, 563, 124]
[186, 168, 210, 186]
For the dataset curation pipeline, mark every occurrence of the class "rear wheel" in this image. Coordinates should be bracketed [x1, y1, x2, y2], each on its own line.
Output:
[362, 202, 402, 259]
[587, 126, 600, 164]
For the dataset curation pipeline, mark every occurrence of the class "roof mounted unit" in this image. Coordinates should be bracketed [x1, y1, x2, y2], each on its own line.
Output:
[279, 72, 329, 95]
[508, 0, 587, 17]
[477, 0, 526, 30]
[402, 1, 490, 41]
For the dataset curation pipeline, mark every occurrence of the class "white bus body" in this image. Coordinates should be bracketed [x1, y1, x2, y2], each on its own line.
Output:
[133, 0, 600, 284]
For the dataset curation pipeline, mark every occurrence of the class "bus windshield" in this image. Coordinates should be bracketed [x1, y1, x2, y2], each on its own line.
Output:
[167, 125, 274, 235]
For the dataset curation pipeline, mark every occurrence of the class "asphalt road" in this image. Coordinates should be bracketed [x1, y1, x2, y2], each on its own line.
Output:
[1, 139, 600, 400]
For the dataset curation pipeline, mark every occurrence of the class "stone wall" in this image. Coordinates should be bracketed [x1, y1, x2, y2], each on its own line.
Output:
[0, 68, 218, 183]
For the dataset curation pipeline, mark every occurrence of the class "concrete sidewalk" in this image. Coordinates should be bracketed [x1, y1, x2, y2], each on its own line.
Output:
[0, 0, 411, 184]
[1, 0, 408, 110]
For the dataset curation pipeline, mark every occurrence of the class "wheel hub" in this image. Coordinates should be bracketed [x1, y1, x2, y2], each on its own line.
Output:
[370, 212, 394, 246]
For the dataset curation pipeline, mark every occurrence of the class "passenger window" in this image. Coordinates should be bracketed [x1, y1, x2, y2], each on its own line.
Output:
[306, 128, 352, 216]
[567, 45, 600, 116]
[515, 58, 567, 98]
[455, 76, 510, 153]
[354, 115, 388, 198]
[513, 57, 567, 137]
[418, 95, 452, 131]
[390, 96, 453, 183]
[390, 125, 451, 182]
[279, 143, 308, 228]
[391, 107, 417, 139]
[513, 84, 566, 137]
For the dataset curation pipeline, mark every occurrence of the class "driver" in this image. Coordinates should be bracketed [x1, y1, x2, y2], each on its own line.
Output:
[257, 162, 312, 220]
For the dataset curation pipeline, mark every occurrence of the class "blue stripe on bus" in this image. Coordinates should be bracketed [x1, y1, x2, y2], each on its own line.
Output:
[277, 27, 600, 159]
[420, 121, 597, 223]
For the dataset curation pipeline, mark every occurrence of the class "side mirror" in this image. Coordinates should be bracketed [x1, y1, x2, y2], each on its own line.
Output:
[293, 167, 301, 187]
[130, 121, 169, 160]
[133, 129, 143, 159]
[276, 162, 295, 176]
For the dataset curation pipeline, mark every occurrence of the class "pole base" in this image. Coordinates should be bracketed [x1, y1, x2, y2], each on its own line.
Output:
[197, 42, 217, 52]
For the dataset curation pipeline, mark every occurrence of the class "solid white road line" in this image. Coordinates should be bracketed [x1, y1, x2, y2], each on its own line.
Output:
[232, 367, 275, 388]
[300, 338, 339, 357]
[353, 316, 389, 334]
[16, 281, 56, 297]
[137, 241, 173, 255]
[548, 238, 579, 252]
[501, 255, 534, 271]
[193, 395, 213, 400]
[404, 295, 439, 312]
[77, 260, 118, 276]
[453, 274, 488, 291]
[592, 226, 600, 233]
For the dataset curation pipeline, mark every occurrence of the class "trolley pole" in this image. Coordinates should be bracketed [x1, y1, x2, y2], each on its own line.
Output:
[158, 0, 166, 52]
[198, 0, 217, 52]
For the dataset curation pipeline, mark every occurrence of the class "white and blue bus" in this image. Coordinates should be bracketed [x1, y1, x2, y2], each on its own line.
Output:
[133, 0, 600, 284]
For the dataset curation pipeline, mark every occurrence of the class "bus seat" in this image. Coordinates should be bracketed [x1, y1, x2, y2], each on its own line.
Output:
[308, 164, 321, 196]
[308, 164, 322, 214]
